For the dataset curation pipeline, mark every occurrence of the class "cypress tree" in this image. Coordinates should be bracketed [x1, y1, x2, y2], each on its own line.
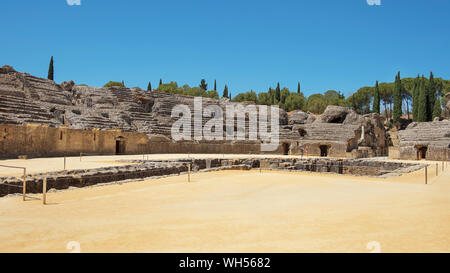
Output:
[297, 82, 301, 94]
[373, 81, 380, 114]
[214, 80, 217, 91]
[427, 72, 436, 121]
[412, 75, 420, 121]
[223, 85, 229, 98]
[432, 96, 441, 120]
[417, 76, 428, 122]
[147, 81, 152, 91]
[393, 72, 403, 124]
[275, 82, 281, 102]
[199, 79, 208, 91]
[159, 79, 162, 86]
[47, 56, 54, 81]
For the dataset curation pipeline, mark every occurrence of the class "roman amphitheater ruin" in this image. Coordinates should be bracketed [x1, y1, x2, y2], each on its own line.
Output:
[1, 65, 450, 253]
[0, 64, 449, 189]
[1, 64, 449, 160]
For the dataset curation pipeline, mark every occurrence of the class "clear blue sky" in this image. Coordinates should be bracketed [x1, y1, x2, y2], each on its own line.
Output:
[1, 0, 449, 97]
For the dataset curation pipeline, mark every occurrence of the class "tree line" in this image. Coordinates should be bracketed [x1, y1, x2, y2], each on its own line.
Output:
[47, 57, 449, 121]
[101, 74, 450, 122]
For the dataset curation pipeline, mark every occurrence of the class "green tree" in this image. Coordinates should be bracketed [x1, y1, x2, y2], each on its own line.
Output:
[48, 56, 54, 81]
[324, 90, 346, 107]
[199, 79, 208, 91]
[307, 94, 327, 114]
[232, 90, 257, 103]
[432, 96, 442, 119]
[159, 79, 162, 86]
[157, 82, 181, 94]
[284, 92, 306, 112]
[412, 76, 420, 121]
[223, 85, 229, 98]
[257, 92, 271, 105]
[275, 82, 281, 102]
[206, 90, 219, 99]
[346, 87, 372, 114]
[427, 72, 436, 121]
[104, 81, 125, 88]
[147, 81, 152, 91]
[279, 88, 290, 106]
[214, 80, 216, 91]
[379, 82, 394, 119]
[417, 76, 428, 122]
[393, 72, 403, 123]
[372, 81, 380, 114]
[297, 82, 301, 94]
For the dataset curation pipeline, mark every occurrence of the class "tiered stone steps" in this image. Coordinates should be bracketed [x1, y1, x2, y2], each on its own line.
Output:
[0, 93, 59, 126]
[23, 74, 71, 105]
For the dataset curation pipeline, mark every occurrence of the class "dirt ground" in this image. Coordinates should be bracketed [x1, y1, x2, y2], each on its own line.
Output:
[1, 157, 449, 253]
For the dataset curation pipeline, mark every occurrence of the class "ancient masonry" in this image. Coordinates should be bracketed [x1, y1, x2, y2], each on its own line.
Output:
[0, 157, 425, 197]
[0, 65, 449, 160]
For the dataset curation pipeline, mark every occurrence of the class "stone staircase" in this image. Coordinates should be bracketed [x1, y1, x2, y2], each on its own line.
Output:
[22, 74, 71, 105]
[0, 90, 60, 126]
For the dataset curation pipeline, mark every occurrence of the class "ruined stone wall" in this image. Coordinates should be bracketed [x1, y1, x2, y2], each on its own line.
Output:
[0, 123, 276, 159]
[397, 120, 450, 161]
[0, 124, 149, 158]
[1, 66, 389, 158]
[0, 157, 424, 197]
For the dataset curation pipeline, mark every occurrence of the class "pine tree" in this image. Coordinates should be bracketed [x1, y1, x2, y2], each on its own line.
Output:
[229, 92, 232, 100]
[159, 79, 162, 86]
[417, 76, 428, 122]
[121, 80, 125, 87]
[427, 72, 436, 121]
[393, 72, 403, 124]
[297, 82, 301, 94]
[432, 96, 441, 120]
[47, 56, 54, 81]
[412, 75, 420, 121]
[275, 82, 281, 102]
[214, 80, 217, 91]
[223, 85, 229, 98]
[373, 81, 380, 114]
[147, 81, 152, 91]
[199, 79, 208, 91]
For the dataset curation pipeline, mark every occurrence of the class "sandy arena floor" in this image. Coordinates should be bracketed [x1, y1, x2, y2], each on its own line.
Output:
[1, 157, 449, 253]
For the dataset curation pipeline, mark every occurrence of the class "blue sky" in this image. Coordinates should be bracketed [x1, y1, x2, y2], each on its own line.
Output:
[1, 0, 449, 97]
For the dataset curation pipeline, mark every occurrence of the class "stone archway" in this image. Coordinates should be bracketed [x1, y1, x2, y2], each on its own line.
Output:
[416, 146, 427, 160]
[282, 143, 290, 155]
[319, 145, 329, 157]
[115, 136, 127, 155]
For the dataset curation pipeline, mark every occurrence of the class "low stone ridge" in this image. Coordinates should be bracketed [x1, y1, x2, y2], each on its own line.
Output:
[0, 158, 423, 197]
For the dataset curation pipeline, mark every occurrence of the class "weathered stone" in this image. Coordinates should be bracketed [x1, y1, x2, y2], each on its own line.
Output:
[318, 105, 357, 124]
[61, 80, 75, 91]
[0, 65, 15, 74]
[0, 66, 394, 159]
[397, 120, 450, 160]
[288, 110, 309, 125]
